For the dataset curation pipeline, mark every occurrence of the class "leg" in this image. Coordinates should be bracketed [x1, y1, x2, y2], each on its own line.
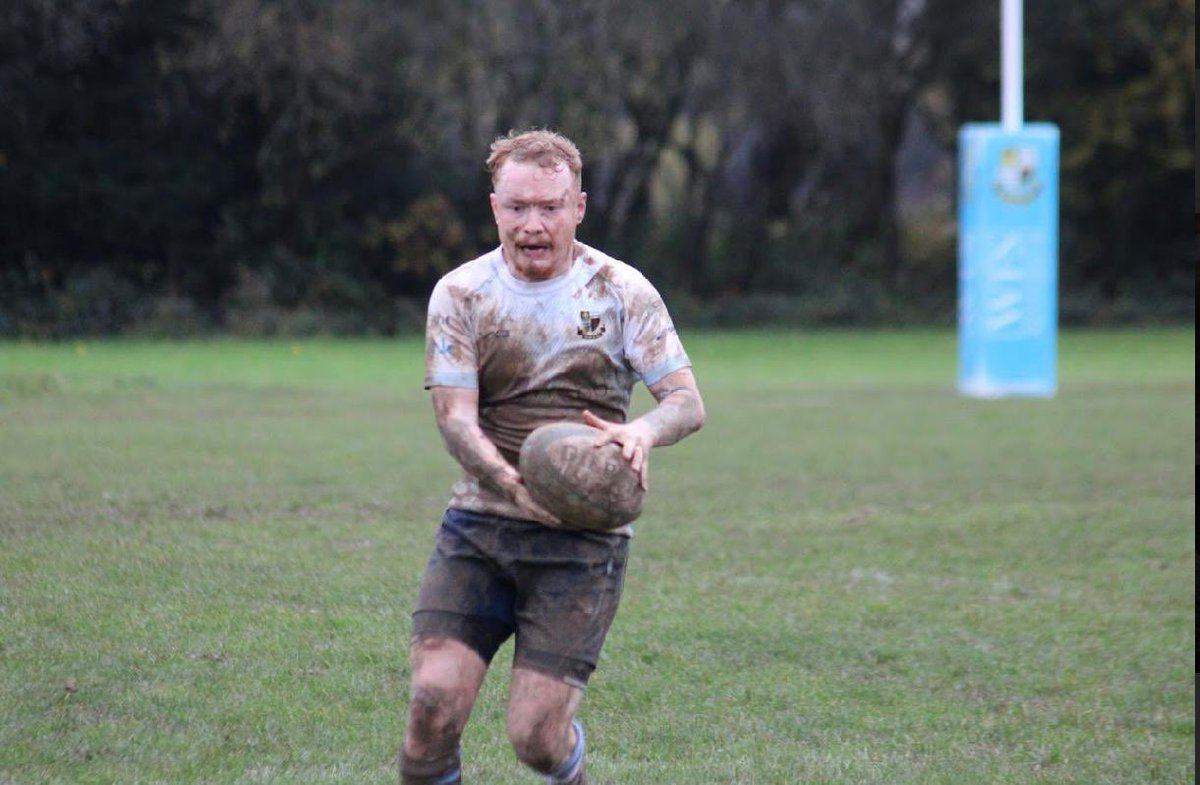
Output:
[503, 526, 628, 783]
[506, 666, 586, 783]
[401, 636, 488, 785]
[403, 510, 520, 782]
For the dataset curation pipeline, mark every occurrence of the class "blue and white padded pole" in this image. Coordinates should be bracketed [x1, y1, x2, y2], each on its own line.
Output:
[957, 0, 1060, 398]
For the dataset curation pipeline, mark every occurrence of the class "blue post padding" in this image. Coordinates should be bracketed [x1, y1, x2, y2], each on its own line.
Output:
[957, 122, 1060, 398]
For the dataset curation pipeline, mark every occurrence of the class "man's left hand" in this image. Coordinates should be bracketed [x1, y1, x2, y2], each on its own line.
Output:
[581, 410, 654, 491]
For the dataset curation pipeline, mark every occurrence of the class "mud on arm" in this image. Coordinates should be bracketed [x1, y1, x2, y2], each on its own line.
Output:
[638, 367, 706, 448]
[581, 367, 705, 491]
[430, 386, 522, 497]
[429, 386, 559, 522]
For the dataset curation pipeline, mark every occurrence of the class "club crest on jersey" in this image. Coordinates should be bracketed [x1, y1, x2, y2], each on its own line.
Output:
[576, 310, 606, 340]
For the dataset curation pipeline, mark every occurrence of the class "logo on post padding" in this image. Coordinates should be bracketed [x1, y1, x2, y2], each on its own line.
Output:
[993, 146, 1043, 205]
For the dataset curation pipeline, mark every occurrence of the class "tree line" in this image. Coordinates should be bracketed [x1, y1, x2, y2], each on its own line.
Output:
[1, 0, 1192, 337]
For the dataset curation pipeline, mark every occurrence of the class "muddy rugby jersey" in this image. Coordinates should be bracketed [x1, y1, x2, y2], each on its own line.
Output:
[424, 242, 691, 526]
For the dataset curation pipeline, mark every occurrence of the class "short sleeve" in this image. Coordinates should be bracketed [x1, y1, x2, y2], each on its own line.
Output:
[621, 276, 691, 386]
[424, 278, 479, 389]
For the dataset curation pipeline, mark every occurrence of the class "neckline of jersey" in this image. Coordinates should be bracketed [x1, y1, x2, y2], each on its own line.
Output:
[491, 245, 595, 297]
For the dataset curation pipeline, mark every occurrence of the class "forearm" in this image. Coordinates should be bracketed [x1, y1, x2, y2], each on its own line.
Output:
[634, 385, 705, 448]
[434, 404, 521, 497]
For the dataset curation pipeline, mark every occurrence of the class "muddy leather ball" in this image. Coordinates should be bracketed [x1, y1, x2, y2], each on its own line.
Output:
[518, 421, 645, 531]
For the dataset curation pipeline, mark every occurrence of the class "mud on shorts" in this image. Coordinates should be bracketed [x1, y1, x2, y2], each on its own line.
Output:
[411, 508, 630, 689]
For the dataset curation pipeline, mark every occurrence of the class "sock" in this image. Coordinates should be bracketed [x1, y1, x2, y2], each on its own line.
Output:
[400, 745, 461, 785]
[544, 720, 585, 785]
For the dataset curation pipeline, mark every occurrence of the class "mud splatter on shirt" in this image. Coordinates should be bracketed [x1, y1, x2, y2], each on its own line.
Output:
[425, 242, 691, 524]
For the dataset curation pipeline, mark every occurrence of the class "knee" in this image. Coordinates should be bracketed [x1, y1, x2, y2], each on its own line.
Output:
[405, 679, 468, 755]
[507, 712, 570, 774]
[404, 639, 485, 758]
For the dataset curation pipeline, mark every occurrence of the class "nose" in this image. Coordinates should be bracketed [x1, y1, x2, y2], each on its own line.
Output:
[518, 211, 546, 234]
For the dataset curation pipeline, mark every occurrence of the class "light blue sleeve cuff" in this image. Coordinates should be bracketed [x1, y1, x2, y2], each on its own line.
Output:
[639, 355, 691, 387]
[424, 371, 479, 390]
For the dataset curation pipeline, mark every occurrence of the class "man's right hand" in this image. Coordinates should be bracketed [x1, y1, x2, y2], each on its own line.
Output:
[496, 468, 562, 525]
[431, 386, 563, 525]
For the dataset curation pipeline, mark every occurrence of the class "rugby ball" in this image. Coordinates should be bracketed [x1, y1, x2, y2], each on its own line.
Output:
[518, 421, 644, 531]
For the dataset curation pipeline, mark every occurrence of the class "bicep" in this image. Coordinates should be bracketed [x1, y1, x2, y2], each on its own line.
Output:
[430, 386, 480, 430]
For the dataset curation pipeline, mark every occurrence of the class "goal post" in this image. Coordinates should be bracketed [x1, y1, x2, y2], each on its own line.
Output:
[957, 0, 1060, 398]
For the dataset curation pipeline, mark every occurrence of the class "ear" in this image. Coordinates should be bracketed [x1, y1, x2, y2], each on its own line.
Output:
[489, 192, 500, 222]
[575, 191, 587, 224]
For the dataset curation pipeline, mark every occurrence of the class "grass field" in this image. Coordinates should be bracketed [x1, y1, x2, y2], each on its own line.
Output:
[0, 329, 1194, 784]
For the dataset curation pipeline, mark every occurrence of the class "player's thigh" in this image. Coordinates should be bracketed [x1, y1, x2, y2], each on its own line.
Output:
[411, 509, 517, 664]
[410, 636, 489, 695]
[513, 530, 629, 687]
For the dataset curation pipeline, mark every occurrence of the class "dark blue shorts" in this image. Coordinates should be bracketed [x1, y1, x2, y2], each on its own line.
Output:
[411, 508, 629, 688]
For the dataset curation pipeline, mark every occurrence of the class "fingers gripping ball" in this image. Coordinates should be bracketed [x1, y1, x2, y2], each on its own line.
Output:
[518, 422, 645, 531]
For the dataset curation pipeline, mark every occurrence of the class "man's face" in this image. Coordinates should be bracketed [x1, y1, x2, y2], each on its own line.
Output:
[490, 159, 586, 282]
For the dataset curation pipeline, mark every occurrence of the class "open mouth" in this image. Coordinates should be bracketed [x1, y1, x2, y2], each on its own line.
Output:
[518, 243, 551, 257]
